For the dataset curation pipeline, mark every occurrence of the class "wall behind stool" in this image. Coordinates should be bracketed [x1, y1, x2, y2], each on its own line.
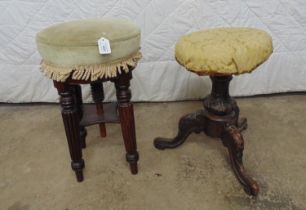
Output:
[0, 0, 305, 102]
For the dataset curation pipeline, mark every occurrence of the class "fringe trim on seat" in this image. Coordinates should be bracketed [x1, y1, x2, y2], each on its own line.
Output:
[40, 51, 142, 82]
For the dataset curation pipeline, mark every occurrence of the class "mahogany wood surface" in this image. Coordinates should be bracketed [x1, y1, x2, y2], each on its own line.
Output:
[90, 82, 107, 137]
[114, 72, 139, 174]
[80, 103, 119, 126]
[73, 85, 87, 149]
[54, 82, 84, 182]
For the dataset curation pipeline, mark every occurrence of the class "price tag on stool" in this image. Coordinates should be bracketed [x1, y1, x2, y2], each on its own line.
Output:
[98, 37, 111, 55]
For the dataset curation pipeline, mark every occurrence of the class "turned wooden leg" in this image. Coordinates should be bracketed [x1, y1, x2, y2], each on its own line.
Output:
[90, 82, 107, 137]
[54, 82, 85, 182]
[114, 72, 139, 174]
[73, 85, 87, 148]
[154, 110, 206, 150]
[221, 124, 259, 196]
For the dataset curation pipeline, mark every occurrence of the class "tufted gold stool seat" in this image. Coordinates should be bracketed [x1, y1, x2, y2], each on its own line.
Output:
[36, 18, 142, 181]
[175, 28, 272, 75]
[154, 27, 273, 196]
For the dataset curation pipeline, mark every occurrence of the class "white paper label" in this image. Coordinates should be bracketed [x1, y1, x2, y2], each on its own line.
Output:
[98, 37, 111, 54]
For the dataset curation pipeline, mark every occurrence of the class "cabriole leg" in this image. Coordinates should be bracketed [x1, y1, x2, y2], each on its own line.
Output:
[154, 110, 206, 149]
[222, 125, 259, 196]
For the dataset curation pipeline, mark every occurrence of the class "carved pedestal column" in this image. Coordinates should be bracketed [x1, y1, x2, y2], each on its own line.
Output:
[114, 72, 139, 174]
[54, 82, 84, 182]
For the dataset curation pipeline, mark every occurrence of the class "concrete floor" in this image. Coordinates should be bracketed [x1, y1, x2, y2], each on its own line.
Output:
[0, 94, 306, 210]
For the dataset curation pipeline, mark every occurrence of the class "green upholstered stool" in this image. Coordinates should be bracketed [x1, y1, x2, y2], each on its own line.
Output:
[154, 28, 273, 196]
[36, 18, 142, 181]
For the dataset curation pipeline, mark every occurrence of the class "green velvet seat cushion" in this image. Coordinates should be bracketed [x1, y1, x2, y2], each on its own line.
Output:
[36, 17, 142, 81]
[36, 17, 141, 67]
[175, 28, 273, 75]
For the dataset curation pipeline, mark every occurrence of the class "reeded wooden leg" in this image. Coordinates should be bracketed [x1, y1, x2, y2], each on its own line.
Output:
[54, 82, 84, 182]
[222, 125, 259, 196]
[73, 85, 87, 148]
[114, 72, 139, 174]
[90, 82, 107, 137]
[154, 110, 206, 150]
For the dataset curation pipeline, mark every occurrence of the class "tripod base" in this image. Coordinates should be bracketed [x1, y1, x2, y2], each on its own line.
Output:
[154, 76, 259, 196]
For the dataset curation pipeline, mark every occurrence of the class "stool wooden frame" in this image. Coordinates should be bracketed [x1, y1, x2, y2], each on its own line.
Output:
[53, 68, 138, 182]
[154, 75, 259, 196]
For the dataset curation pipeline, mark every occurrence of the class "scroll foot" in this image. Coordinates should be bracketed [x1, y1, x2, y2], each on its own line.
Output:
[154, 110, 205, 150]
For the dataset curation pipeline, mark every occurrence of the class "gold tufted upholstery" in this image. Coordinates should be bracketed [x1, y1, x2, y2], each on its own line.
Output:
[175, 28, 273, 75]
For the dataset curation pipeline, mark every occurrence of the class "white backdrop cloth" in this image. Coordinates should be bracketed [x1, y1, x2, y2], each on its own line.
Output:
[0, 0, 306, 102]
